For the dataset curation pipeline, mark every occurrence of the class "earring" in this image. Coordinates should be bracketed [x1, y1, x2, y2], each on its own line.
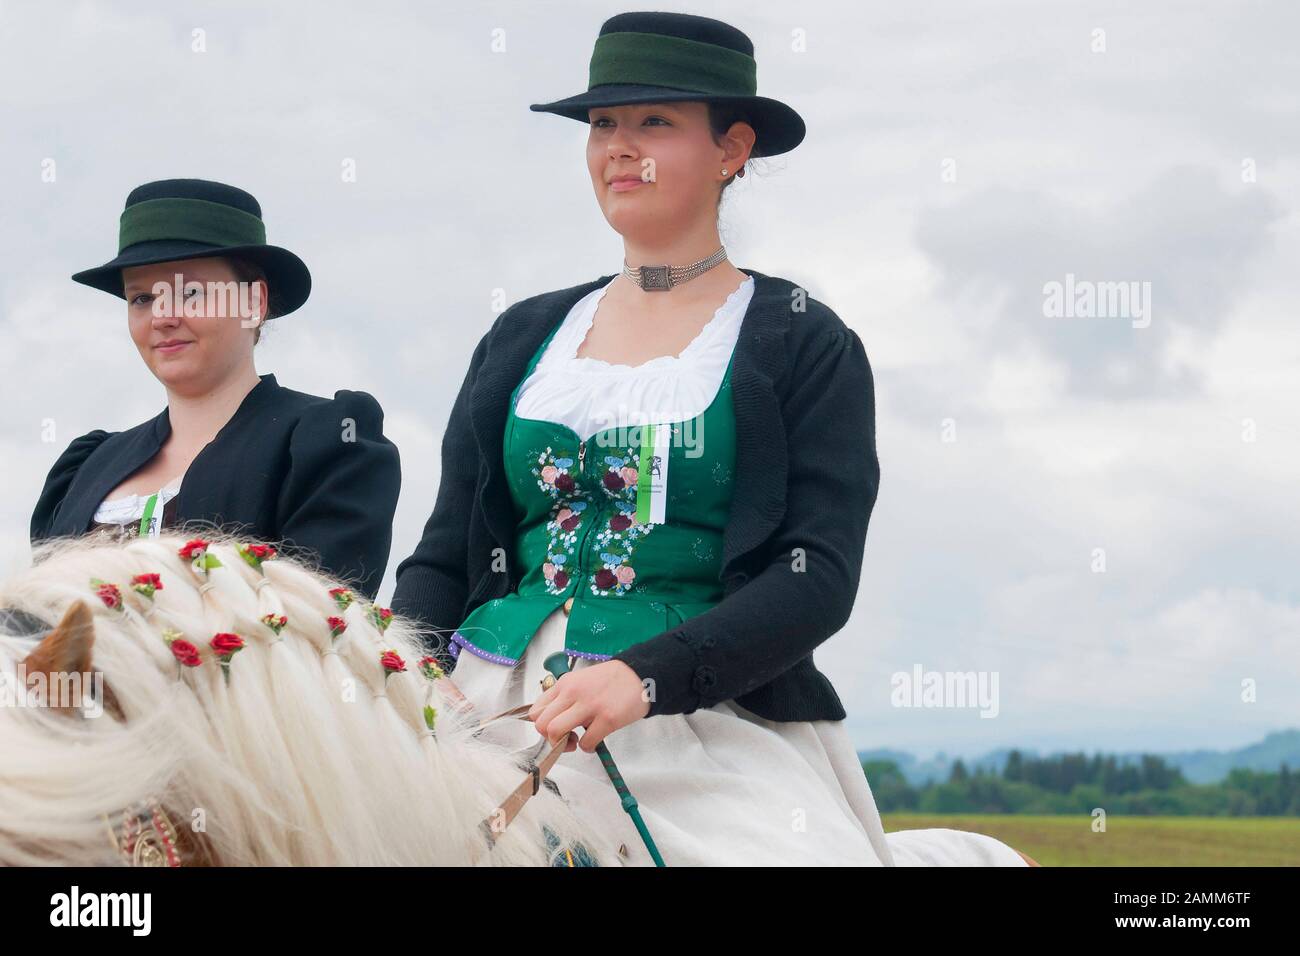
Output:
[721, 168, 728, 177]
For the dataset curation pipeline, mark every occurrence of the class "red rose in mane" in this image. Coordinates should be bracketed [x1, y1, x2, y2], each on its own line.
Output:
[169, 639, 202, 668]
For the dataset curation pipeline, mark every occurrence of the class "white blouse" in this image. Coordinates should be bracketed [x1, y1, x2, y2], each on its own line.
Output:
[514, 274, 754, 439]
[92, 476, 183, 531]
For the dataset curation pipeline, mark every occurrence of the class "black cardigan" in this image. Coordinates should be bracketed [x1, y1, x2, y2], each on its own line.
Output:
[29, 373, 401, 600]
[391, 268, 880, 722]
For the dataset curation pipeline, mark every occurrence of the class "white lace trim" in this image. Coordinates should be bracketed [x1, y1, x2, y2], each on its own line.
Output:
[93, 476, 183, 524]
[514, 275, 753, 438]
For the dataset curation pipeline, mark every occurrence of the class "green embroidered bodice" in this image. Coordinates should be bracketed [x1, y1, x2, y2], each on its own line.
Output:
[450, 320, 739, 665]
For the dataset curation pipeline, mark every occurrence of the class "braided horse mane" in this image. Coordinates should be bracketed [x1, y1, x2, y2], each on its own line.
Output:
[0, 532, 614, 866]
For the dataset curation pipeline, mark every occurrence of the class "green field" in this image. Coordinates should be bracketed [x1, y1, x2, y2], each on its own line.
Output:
[880, 813, 1300, 866]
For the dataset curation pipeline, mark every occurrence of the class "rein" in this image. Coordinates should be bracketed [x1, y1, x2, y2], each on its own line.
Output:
[476, 702, 577, 846]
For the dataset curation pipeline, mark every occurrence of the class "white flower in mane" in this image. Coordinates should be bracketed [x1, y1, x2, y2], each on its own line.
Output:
[0, 533, 614, 866]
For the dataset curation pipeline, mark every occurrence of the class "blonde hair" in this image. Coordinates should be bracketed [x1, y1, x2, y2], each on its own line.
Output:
[0, 532, 613, 866]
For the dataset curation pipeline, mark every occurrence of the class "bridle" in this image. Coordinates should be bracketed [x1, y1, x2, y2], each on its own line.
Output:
[92, 677, 218, 866]
[102, 801, 184, 867]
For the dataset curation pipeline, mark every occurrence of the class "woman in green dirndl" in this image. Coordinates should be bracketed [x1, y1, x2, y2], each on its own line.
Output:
[393, 11, 1035, 866]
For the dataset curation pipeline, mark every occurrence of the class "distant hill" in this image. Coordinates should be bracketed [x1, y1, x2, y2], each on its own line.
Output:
[860, 729, 1300, 786]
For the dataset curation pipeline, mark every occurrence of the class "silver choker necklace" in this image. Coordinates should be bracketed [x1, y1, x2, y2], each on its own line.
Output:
[622, 247, 728, 291]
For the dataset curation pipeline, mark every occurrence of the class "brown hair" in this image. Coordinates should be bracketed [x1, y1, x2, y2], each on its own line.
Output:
[223, 256, 274, 344]
[708, 102, 754, 202]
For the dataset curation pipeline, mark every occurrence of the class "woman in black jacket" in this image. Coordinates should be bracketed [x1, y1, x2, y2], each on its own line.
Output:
[392, 12, 1033, 865]
[30, 178, 400, 600]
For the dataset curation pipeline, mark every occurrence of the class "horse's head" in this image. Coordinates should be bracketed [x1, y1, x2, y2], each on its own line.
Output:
[4, 599, 214, 865]
[0, 533, 604, 866]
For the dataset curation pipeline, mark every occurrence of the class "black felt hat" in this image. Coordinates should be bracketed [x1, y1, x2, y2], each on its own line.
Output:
[71, 178, 311, 318]
[530, 11, 806, 157]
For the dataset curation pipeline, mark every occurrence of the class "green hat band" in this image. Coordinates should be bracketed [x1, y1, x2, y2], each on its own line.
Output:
[118, 197, 266, 252]
[588, 31, 757, 97]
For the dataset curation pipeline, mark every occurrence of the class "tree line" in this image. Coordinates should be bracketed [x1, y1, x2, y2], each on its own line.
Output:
[866, 752, 1300, 815]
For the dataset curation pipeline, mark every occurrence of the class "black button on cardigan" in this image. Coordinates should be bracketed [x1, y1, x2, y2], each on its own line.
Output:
[29, 373, 402, 600]
[391, 268, 881, 723]
[693, 666, 718, 694]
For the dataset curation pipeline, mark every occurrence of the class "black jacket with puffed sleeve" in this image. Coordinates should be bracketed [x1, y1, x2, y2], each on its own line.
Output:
[29, 373, 401, 599]
[391, 269, 880, 722]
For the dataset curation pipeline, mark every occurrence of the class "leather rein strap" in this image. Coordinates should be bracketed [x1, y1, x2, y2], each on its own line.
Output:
[477, 703, 576, 846]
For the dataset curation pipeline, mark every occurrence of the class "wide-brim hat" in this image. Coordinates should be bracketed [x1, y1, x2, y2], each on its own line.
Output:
[530, 11, 806, 158]
[71, 178, 311, 318]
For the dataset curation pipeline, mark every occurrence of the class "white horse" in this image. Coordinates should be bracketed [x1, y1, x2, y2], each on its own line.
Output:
[0, 533, 619, 866]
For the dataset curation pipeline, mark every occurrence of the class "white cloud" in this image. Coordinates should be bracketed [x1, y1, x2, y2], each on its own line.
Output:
[1, 0, 1297, 758]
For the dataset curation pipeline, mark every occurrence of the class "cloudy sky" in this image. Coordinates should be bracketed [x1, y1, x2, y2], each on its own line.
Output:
[1, 0, 1296, 758]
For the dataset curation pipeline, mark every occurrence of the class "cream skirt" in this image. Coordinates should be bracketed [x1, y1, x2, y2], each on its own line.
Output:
[449, 606, 1029, 867]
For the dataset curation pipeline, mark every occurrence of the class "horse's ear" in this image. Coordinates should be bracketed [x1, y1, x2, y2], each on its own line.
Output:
[22, 600, 96, 689]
